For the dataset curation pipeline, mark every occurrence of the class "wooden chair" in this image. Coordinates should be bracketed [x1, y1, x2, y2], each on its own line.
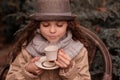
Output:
[0, 26, 112, 80]
[79, 26, 112, 80]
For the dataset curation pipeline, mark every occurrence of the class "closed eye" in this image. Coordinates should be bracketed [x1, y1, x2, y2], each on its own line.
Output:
[56, 24, 63, 27]
[41, 23, 50, 27]
[56, 23, 64, 27]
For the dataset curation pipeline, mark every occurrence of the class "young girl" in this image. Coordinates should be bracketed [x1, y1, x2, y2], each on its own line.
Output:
[6, 0, 91, 80]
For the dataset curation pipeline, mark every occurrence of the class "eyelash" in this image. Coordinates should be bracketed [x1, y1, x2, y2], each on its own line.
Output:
[42, 24, 49, 27]
[41, 23, 63, 27]
[56, 24, 63, 27]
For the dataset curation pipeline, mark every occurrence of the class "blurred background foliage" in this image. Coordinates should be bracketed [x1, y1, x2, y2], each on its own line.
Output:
[0, 0, 120, 80]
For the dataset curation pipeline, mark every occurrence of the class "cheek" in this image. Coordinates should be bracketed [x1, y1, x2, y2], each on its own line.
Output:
[59, 29, 67, 38]
[39, 27, 47, 33]
[39, 28, 47, 38]
[60, 27, 67, 34]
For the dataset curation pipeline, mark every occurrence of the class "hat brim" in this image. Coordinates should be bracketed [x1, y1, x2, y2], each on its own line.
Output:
[29, 14, 76, 21]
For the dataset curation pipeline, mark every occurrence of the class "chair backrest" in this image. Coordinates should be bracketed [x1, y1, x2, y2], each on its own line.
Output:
[79, 26, 112, 80]
[0, 26, 112, 80]
[0, 52, 13, 80]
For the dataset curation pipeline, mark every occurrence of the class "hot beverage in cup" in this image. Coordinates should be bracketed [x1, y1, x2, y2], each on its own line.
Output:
[44, 45, 58, 61]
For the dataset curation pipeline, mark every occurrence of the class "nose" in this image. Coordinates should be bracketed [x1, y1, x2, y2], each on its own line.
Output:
[49, 26, 56, 34]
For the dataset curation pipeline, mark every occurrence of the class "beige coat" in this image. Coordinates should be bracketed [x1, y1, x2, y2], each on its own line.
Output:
[6, 47, 91, 80]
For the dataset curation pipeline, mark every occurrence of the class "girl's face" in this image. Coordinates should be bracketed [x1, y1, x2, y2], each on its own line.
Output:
[39, 21, 68, 43]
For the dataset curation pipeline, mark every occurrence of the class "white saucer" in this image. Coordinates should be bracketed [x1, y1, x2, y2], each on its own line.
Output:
[35, 56, 59, 70]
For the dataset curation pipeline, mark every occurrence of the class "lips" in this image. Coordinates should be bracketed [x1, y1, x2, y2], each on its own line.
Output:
[49, 36, 56, 39]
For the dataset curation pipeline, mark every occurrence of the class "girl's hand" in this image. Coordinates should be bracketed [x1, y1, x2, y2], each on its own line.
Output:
[25, 57, 43, 75]
[55, 49, 72, 68]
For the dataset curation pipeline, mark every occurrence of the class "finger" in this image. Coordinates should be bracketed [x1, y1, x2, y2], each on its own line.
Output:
[55, 60, 67, 68]
[31, 57, 40, 62]
[58, 59, 68, 68]
[37, 70, 43, 75]
[33, 63, 42, 70]
[54, 60, 64, 68]
[36, 69, 43, 74]
[58, 50, 71, 65]
[58, 54, 70, 66]
[58, 49, 71, 61]
[34, 67, 43, 75]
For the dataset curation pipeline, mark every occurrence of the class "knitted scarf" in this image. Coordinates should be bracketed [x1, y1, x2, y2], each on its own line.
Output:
[26, 32, 83, 58]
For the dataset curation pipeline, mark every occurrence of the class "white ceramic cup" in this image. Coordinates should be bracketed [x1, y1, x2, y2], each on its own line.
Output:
[44, 45, 58, 61]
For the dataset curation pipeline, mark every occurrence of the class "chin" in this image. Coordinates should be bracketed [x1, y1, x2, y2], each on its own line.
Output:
[49, 41, 57, 43]
[48, 40, 58, 43]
